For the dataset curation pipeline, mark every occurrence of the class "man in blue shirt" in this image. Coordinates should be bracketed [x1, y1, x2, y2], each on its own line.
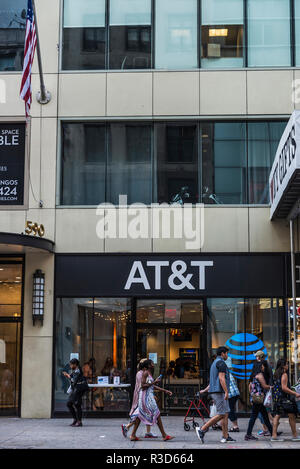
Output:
[196, 346, 235, 444]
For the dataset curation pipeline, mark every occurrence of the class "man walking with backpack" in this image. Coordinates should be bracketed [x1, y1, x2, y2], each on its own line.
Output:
[196, 346, 235, 444]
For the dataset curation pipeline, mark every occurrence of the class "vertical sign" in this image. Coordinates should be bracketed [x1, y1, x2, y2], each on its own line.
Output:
[0, 123, 26, 207]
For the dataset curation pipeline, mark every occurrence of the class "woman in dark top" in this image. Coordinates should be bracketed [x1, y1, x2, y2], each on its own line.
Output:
[63, 358, 88, 427]
[271, 359, 300, 442]
[245, 360, 273, 441]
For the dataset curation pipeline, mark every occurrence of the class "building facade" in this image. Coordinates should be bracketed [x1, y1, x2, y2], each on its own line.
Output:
[0, 0, 300, 418]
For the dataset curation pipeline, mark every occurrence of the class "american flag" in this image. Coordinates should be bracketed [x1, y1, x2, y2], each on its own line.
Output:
[20, 0, 37, 118]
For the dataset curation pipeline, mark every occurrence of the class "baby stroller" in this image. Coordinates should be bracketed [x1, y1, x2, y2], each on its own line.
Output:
[183, 391, 210, 431]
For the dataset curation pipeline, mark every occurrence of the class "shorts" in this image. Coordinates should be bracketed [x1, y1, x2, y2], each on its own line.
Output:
[211, 393, 230, 415]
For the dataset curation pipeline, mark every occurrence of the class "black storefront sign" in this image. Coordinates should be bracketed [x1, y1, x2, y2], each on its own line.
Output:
[0, 123, 26, 206]
[55, 254, 286, 298]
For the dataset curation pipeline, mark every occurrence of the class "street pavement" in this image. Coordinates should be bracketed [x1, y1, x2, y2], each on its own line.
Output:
[0, 416, 300, 449]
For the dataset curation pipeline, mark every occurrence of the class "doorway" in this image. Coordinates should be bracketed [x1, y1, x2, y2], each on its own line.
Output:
[0, 259, 23, 416]
[136, 299, 207, 412]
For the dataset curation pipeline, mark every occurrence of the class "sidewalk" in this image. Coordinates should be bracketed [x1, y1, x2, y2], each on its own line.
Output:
[0, 417, 300, 449]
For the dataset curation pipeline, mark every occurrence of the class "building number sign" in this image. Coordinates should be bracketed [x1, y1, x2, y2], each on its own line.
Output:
[25, 221, 45, 238]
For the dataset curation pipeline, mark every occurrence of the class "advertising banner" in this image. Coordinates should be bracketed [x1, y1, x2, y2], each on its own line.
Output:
[0, 123, 26, 207]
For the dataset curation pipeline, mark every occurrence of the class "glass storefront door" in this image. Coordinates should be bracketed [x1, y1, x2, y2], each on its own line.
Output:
[0, 259, 23, 416]
[136, 299, 206, 412]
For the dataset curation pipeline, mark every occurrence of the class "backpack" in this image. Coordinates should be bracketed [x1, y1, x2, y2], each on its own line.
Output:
[250, 378, 264, 404]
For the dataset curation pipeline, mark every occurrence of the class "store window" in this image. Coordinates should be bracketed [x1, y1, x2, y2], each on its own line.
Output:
[0, 259, 23, 416]
[201, 0, 244, 69]
[54, 298, 131, 413]
[62, 0, 106, 70]
[0, 0, 26, 71]
[202, 122, 247, 204]
[107, 123, 152, 205]
[109, 0, 152, 69]
[156, 123, 199, 204]
[286, 298, 300, 381]
[155, 0, 198, 69]
[207, 297, 285, 412]
[248, 122, 287, 204]
[247, 0, 291, 67]
[137, 299, 203, 324]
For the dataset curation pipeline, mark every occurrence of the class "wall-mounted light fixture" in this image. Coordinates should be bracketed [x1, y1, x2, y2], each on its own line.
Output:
[32, 269, 45, 325]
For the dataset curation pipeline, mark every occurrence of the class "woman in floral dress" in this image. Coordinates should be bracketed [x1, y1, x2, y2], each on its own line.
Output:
[130, 359, 175, 441]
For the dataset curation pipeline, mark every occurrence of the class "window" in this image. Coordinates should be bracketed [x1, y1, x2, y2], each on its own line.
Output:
[247, 0, 291, 67]
[295, 0, 300, 65]
[0, 263, 22, 317]
[62, 0, 106, 70]
[61, 123, 106, 205]
[107, 123, 152, 204]
[202, 122, 247, 204]
[207, 297, 284, 412]
[0, 0, 26, 71]
[109, 0, 152, 69]
[155, 0, 198, 69]
[60, 120, 286, 206]
[201, 0, 244, 69]
[156, 123, 199, 204]
[54, 298, 131, 413]
[248, 122, 287, 204]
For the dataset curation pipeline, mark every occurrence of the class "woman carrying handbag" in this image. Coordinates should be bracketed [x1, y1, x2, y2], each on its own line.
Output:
[271, 359, 300, 442]
[244, 360, 273, 441]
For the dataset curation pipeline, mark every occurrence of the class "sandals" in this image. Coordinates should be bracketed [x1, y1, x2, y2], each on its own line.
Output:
[163, 435, 175, 441]
[229, 427, 240, 432]
[130, 436, 140, 441]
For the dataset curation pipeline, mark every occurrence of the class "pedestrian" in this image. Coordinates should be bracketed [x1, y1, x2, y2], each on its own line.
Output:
[121, 358, 157, 439]
[253, 350, 275, 436]
[63, 358, 89, 427]
[271, 359, 300, 442]
[244, 360, 273, 441]
[130, 359, 174, 442]
[196, 346, 235, 444]
[226, 356, 240, 432]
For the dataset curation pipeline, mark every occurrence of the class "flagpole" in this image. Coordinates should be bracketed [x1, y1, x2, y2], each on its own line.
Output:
[32, 0, 51, 105]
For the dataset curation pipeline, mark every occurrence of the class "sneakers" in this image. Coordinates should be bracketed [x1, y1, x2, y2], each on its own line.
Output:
[221, 436, 236, 443]
[270, 437, 284, 442]
[291, 437, 300, 442]
[121, 424, 128, 438]
[195, 427, 205, 444]
[245, 434, 258, 441]
[145, 433, 158, 439]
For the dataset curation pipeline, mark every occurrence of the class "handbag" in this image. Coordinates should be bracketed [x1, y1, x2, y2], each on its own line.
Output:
[209, 403, 217, 418]
[264, 389, 273, 409]
[281, 398, 296, 414]
[76, 377, 90, 394]
[252, 394, 264, 404]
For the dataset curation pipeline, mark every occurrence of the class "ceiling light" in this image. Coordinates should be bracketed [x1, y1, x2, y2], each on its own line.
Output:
[209, 28, 228, 37]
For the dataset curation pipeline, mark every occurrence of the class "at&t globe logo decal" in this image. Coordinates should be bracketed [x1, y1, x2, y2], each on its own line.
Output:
[225, 333, 267, 380]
